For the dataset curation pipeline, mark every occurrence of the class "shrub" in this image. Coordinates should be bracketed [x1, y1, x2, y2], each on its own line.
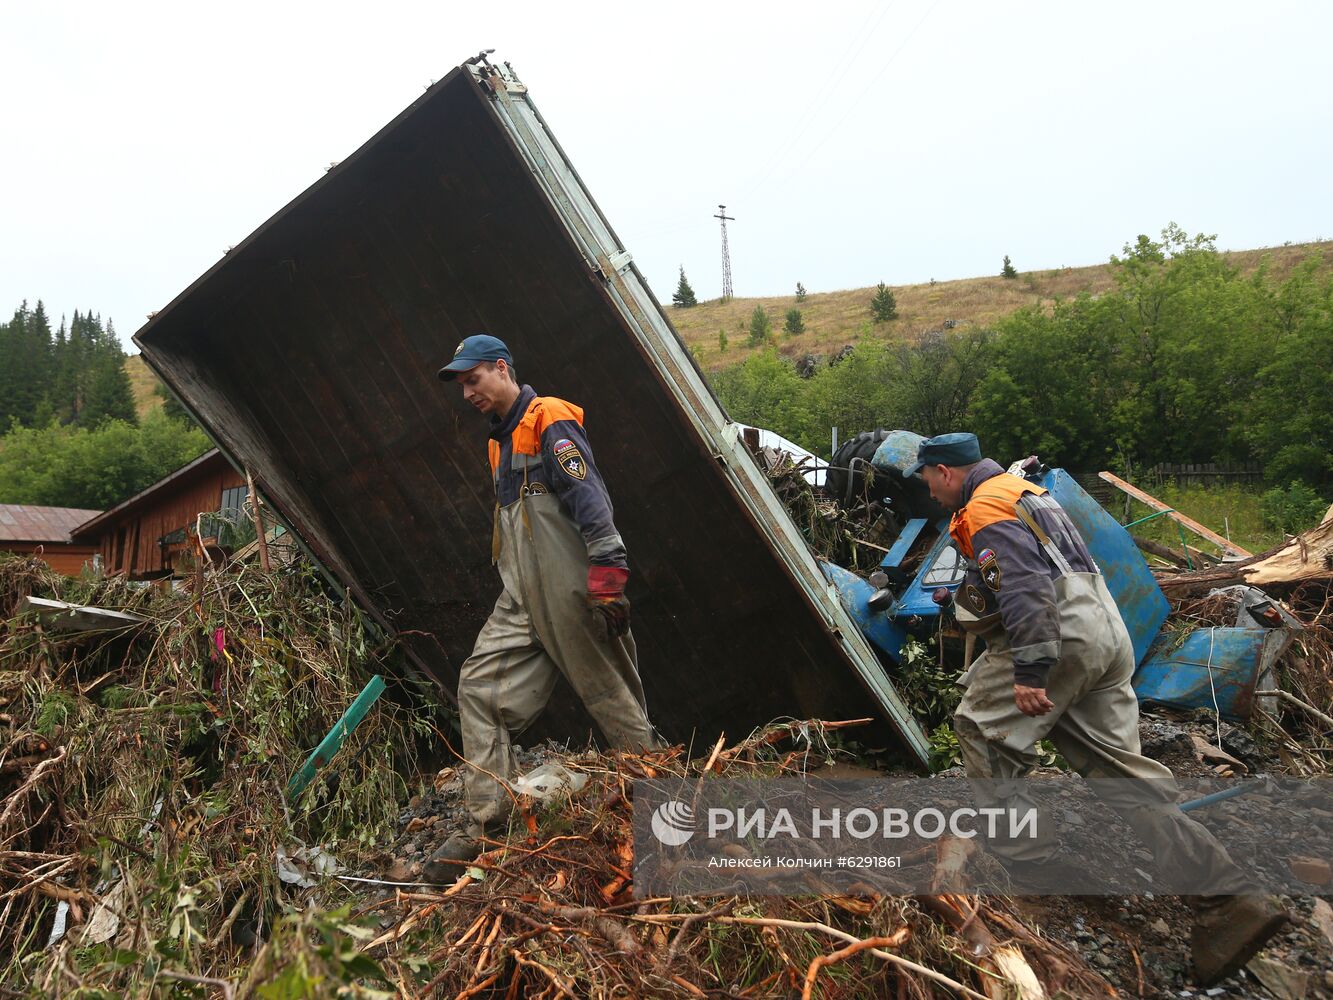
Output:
[783, 309, 805, 336]
[1260, 482, 1328, 535]
[747, 306, 772, 346]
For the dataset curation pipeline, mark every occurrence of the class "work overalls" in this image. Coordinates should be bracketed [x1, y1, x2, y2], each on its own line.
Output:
[457, 387, 657, 830]
[951, 470, 1249, 892]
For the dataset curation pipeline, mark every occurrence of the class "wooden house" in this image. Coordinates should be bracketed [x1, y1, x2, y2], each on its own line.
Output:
[0, 505, 101, 575]
[72, 450, 249, 579]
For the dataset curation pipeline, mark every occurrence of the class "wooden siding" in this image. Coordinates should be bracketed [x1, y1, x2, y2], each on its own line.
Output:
[1, 542, 98, 576]
[94, 465, 247, 578]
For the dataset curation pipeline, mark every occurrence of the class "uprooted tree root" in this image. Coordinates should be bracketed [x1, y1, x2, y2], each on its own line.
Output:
[359, 729, 1112, 999]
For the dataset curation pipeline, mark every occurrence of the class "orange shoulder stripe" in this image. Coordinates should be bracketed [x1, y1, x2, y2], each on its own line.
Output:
[531, 396, 584, 432]
[950, 473, 1047, 558]
[506, 396, 585, 456]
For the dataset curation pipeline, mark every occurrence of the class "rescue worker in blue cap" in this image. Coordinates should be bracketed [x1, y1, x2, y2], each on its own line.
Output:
[911, 432, 1289, 986]
[425, 335, 659, 876]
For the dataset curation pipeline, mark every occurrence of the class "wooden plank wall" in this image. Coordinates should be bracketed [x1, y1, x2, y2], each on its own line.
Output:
[98, 467, 246, 577]
[0, 542, 97, 576]
[132, 69, 909, 748]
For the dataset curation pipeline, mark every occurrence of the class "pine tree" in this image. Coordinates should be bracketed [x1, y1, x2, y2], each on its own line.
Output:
[672, 266, 698, 308]
[1001, 255, 1018, 279]
[82, 318, 137, 425]
[0, 310, 18, 427]
[784, 309, 805, 336]
[718, 328, 729, 353]
[747, 306, 772, 346]
[0, 301, 54, 427]
[870, 282, 898, 323]
[156, 380, 192, 421]
[795, 282, 807, 303]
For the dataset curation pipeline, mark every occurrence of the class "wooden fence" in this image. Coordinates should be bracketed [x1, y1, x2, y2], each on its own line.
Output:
[1146, 462, 1264, 488]
[1070, 463, 1264, 513]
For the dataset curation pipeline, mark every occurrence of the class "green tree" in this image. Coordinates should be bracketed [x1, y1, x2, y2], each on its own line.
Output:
[795, 282, 807, 303]
[804, 341, 901, 450]
[671, 266, 698, 308]
[870, 282, 898, 323]
[1260, 482, 1328, 535]
[0, 409, 210, 509]
[718, 327, 729, 353]
[783, 309, 805, 337]
[0, 301, 54, 428]
[970, 296, 1122, 469]
[1001, 255, 1018, 279]
[747, 305, 773, 346]
[83, 322, 136, 425]
[709, 349, 810, 443]
[1244, 255, 1333, 487]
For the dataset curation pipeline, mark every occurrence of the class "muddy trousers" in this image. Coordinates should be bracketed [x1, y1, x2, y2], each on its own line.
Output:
[953, 572, 1250, 894]
[457, 493, 658, 830]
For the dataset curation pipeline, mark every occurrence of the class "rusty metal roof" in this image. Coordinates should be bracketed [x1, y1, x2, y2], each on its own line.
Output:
[0, 505, 102, 544]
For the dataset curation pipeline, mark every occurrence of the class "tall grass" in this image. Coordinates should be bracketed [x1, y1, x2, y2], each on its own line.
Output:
[1121, 482, 1284, 557]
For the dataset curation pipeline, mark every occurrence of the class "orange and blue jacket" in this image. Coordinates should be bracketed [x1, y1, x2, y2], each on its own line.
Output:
[487, 385, 626, 569]
[949, 459, 1097, 687]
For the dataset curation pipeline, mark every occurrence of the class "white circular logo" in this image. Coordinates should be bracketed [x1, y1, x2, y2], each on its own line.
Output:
[651, 800, 695, 846]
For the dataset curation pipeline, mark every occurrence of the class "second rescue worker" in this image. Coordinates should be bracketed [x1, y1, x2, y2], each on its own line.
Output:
[908, 432, 1290, 986]
[425, 335, 659, 878]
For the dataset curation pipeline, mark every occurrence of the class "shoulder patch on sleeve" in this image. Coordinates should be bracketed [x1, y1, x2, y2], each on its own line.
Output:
[553, 438, 587, 481]
[977, 547, 1002, 591]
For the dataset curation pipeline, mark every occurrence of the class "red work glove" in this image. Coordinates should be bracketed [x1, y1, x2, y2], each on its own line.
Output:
[587, 565, 631, 641]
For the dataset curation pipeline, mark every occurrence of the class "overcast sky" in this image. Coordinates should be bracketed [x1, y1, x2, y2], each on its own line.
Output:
[4, 1, 1330, 348]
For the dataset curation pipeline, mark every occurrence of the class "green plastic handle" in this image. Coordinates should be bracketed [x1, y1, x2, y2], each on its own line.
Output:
[286, 674, 386, 798]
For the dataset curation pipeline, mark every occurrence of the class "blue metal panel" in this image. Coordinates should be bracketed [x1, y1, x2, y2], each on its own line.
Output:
[1133, 628, 1273, 721]
[820, 560, 909, 662]
[881, 518, 927, 568]
[1037, 469, 1169, 665]
[890, 528, 964, 619]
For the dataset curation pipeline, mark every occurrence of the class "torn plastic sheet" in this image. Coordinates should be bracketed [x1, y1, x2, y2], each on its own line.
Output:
[275, 844, 340, 888]
[45, 900, 70, 947]
[511, 762, 589, 801]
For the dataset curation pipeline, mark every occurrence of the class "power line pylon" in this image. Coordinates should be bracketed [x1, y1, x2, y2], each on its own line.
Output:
[714, 204, 734, 301]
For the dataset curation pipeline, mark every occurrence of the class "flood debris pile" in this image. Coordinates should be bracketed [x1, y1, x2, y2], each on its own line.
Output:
[1159, 553, 1333, 774]
[363, 721, 1114, 999]
[0, 552, 426, 996]
[759, 448, 897, 575]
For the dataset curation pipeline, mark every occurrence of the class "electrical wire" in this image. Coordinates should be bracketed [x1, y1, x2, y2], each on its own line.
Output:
[778, 0, 943, 186]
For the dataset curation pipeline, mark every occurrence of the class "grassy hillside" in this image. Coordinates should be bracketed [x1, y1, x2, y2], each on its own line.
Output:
[126, 353, 162, 419]
[671, 240, 1333, 370]
[119, 239, 1332, 415]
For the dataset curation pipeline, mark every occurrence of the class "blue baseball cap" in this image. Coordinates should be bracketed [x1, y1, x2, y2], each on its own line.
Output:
[438, 334, 513, 381]
[904, 432, 983, 477]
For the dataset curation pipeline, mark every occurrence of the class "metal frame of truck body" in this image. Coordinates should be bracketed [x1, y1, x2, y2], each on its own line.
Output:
[131, 56, 930, 764]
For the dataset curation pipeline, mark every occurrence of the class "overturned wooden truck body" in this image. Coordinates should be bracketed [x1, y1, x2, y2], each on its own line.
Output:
[133, 56, 929, 764]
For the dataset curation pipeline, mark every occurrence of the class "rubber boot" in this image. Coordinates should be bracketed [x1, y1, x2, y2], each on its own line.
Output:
[1191, 894, 1291, 987]
[422, 830, 483, 883]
